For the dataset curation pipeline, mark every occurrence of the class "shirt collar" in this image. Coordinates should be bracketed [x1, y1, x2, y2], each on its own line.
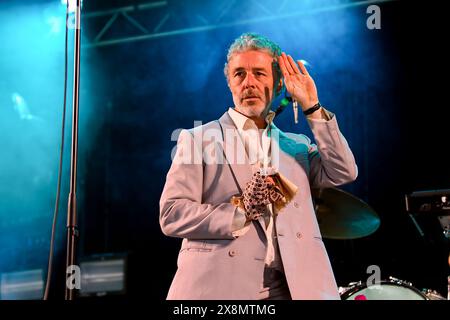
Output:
[227, 107, 276, 131]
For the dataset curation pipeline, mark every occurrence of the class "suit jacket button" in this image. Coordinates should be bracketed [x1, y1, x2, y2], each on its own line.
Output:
[294, 202, 299, 208]
[228, 250, 237, 257]
[296, 232, 302, 239]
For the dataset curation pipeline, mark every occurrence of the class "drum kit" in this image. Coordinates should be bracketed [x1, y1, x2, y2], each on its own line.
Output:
[339, 277, 447, 300]
[312, 187, 449, 300]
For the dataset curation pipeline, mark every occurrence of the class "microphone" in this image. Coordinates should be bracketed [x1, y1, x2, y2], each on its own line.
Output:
[274, 96, 292, 116]
[292, 99, 299, 124]
[274, 96, 299, 123]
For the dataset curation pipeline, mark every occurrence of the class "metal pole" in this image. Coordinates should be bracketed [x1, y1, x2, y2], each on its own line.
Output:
[65, 0, 81, 300]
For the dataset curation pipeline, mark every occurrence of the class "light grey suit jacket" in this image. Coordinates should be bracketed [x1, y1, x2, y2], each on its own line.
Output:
[159, 111, 357, 300]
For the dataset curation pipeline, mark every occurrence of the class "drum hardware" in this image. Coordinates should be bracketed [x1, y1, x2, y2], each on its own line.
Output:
[338, 286, 349, 295]
[317, 188, 449, 299]
[340, 276, 448, 300]
[338, 281, 362, 295]
[387, 276, 413, 287]
[312, 187, 380, 239]
[448, 275, 450, 300]
[405, 189, 450, 242]
[340, 277, 429, 300]
[443, 227, 450, 239]
[405, 189, 450, 300]
[421, 289, 446, 300]
[438, 216, 450, 239]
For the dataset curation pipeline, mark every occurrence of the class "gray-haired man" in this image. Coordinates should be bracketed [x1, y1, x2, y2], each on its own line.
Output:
[160, 33, 357, 300]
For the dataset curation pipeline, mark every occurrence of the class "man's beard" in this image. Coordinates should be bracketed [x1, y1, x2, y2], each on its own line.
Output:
[234, 88, 272, 117]
[237, 100, 269, 118]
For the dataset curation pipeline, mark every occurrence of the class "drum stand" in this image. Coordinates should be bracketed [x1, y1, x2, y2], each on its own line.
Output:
[405, 190, 450, 300]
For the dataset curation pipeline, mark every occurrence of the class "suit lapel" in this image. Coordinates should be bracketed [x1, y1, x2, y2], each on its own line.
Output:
[270, 124, 294, 179]
[217, 112, 253, 194]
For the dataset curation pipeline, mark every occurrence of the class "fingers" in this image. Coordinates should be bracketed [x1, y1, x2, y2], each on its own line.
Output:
[277, 54, 288, 78]
[297, 60, 310, 76]
[281, 53, 295, 75]
[286, 54, 301, 74]
[265, 176, 275, 186]
[278, 53, 295, 76]
[278, 52, 310, 76]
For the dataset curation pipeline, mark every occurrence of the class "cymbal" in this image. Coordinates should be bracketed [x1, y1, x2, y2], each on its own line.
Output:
[311, 187, 380, 240]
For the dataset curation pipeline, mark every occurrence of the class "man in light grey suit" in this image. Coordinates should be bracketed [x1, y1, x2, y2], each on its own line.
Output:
[159, 33, 357, 300]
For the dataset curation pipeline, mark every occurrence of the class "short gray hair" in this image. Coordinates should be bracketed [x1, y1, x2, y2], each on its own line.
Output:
[224, 33, 282, 82]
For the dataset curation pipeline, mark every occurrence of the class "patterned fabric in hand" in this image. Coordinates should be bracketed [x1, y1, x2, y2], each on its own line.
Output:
[242, 171, 284, 220]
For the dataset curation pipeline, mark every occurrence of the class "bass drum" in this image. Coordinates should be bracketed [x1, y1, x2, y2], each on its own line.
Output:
[340, 278, 427, 300]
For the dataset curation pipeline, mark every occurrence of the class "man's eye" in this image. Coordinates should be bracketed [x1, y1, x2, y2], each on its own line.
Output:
[256, 72, 266, 76]
[234, 72, 244, 77]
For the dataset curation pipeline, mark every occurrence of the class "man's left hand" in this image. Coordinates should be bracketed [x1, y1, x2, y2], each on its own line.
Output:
[278, 52, 319, 110]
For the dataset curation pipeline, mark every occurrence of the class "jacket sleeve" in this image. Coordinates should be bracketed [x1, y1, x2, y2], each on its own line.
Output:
[159, 129, 237, 240]
[306, 114, 358, 188]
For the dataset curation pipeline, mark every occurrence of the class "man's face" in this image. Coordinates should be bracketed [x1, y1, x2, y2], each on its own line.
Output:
[227, 50, 280, 118]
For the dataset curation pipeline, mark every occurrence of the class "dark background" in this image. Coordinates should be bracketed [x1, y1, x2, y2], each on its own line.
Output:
[0, 0, 449, 300]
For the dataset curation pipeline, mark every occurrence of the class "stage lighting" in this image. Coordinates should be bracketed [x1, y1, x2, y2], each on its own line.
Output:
[0, 269, 44, 300]
[299, 59, 311, 67]
[79, 254, 127, 297]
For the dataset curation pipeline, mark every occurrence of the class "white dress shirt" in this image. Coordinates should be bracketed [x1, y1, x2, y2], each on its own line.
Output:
[227, 107, 283, 272]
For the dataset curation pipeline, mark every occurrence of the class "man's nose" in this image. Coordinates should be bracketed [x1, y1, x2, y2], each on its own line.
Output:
[243, 73, 256, 88]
